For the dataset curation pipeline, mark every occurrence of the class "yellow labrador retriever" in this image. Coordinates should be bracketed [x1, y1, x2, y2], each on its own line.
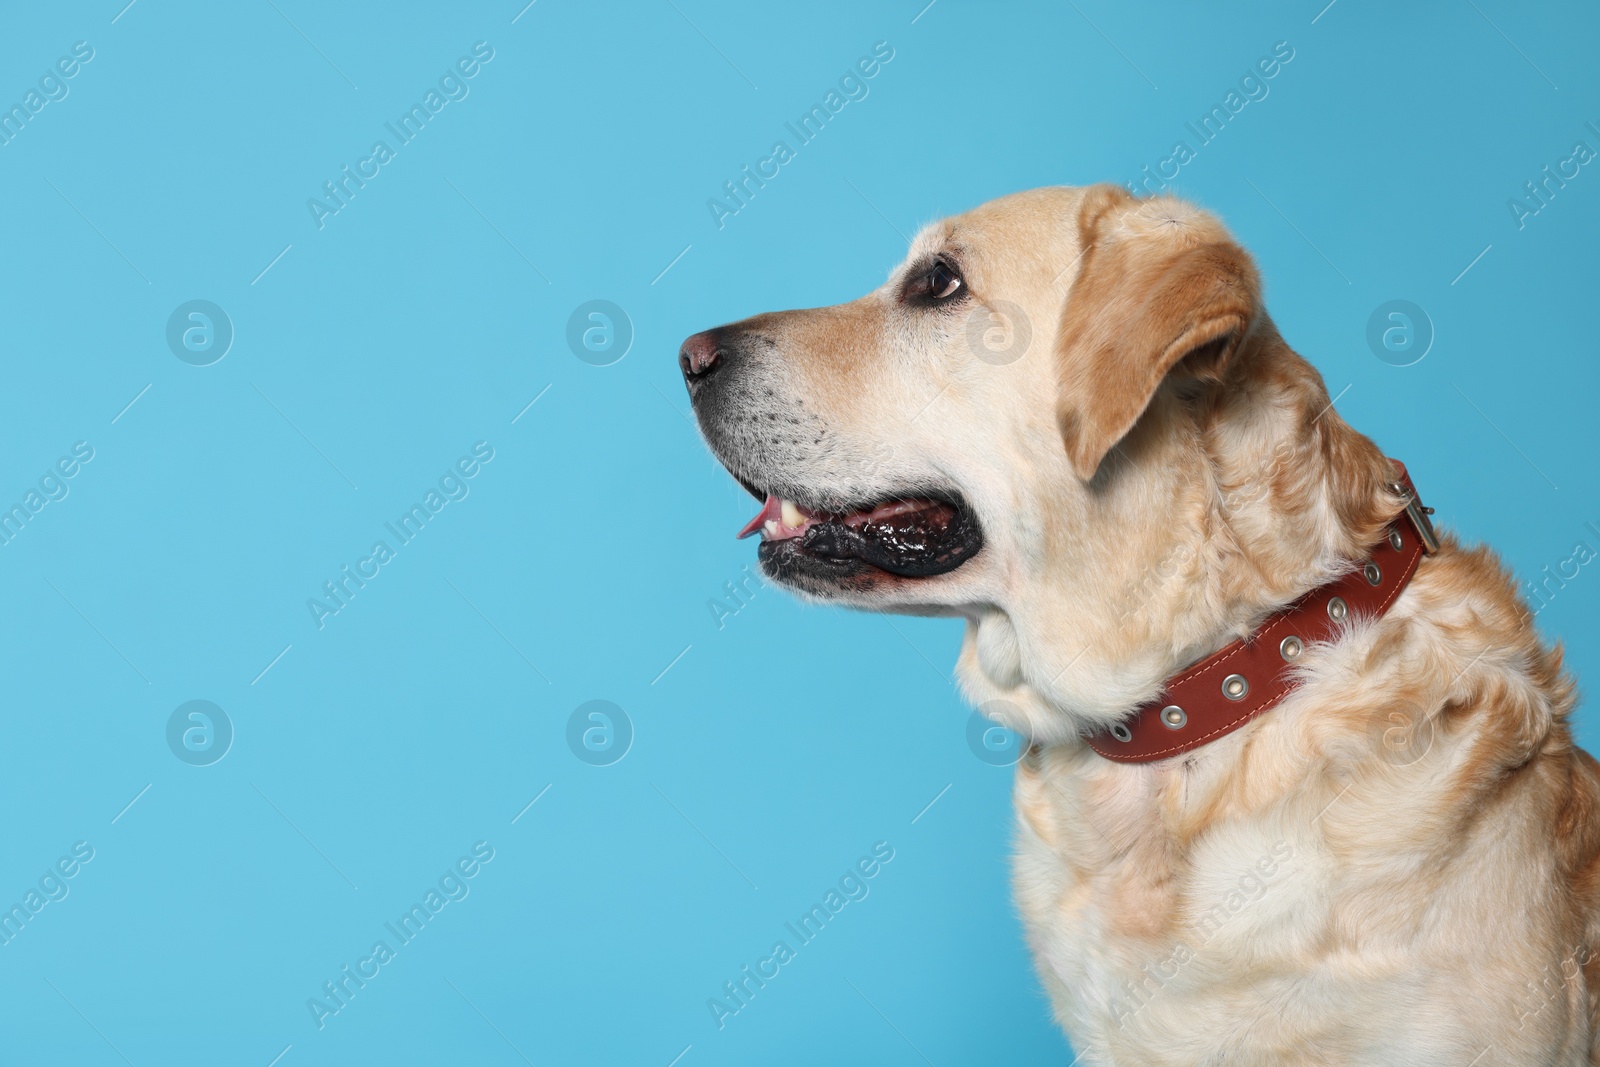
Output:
[680, 185, 1600, 1065]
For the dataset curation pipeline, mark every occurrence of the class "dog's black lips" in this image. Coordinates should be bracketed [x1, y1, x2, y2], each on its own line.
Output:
[758, 495, 983, 580]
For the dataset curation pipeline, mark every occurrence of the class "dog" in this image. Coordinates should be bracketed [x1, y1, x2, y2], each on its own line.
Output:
[680, 184, 1600, 1064]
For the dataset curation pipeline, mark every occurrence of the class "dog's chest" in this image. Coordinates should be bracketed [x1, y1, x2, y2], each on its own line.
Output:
[1006, 746, 1534, 1065]
[1014, 790, 1331, 1056]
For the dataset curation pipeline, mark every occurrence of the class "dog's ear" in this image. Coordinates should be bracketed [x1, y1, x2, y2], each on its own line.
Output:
[1056, 188, 1261, 481]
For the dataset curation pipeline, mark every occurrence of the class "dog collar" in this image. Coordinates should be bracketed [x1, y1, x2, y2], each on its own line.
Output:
[1083, 462, 1437, 763]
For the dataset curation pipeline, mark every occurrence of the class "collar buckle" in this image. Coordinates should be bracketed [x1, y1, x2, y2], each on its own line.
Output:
[1387, 474, 1439, 555]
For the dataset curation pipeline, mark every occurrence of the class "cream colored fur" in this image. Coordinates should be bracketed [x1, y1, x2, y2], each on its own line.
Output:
[690, 185, 1600, 1064]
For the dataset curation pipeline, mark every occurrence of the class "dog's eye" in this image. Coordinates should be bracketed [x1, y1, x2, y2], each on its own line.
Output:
[927, 262, 963, 301]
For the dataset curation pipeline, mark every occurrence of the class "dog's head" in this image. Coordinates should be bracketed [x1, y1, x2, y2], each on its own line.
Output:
[683, 185, 1395, 740]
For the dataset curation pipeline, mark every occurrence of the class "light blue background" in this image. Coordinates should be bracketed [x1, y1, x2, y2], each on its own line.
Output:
[0, 2, 1596, 1064]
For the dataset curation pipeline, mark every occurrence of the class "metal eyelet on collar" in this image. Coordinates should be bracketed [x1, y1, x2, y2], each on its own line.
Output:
[1222, 674, 1248, 701]
[1363, 562, 1382, 586]
[1279, 635, 1303, 661]
[1160, 705, 1187, 730]
[1327, 596, 1349, 622]
[1110, 723, 1133, 743]
[1389, 529, 1404, 551]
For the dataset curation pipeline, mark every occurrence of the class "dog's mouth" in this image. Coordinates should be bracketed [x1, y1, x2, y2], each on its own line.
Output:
[734, 488, 982, 580]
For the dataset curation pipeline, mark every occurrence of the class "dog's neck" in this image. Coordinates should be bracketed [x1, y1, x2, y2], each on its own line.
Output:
[958, 324, 1397, 747]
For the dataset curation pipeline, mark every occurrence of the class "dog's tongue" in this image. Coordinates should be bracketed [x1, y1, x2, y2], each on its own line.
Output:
[737, 495, 783, 539]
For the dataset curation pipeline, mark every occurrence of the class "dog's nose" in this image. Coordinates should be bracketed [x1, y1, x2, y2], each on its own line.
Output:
[679, 330, 724, 382]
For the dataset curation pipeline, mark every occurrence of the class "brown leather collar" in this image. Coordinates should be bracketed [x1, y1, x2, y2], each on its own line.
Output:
[1084, 462, 1437, 763]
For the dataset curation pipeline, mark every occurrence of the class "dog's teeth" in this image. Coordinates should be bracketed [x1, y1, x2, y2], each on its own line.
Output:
[781, 499, 805, 528]
[763, 519, 780, 539]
